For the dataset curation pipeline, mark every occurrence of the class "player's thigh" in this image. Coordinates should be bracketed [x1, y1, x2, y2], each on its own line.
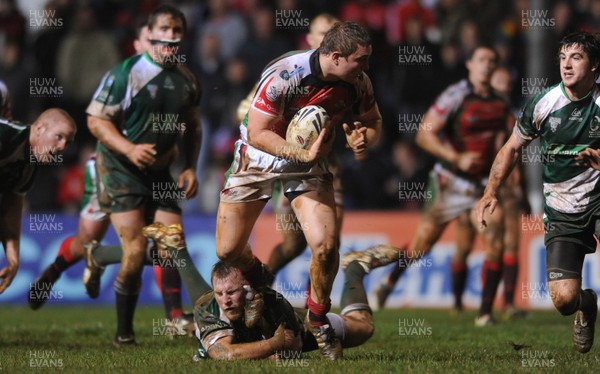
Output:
[215, 200, 266, 254]
[339, 311, 374, 348]
[455, 211, 475, 260]
[409, 215, 448, 256]
[501, 194, 520, 253]
[470, 206, 503, 256]
[290, 189, 336, 252]
[72, 216, 111, 257]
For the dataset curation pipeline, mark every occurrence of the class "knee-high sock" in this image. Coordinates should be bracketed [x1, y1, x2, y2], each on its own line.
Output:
[93, 244, 124, 266]
[49, 236, 77, 275]
[479, 260, 503, 316]
[340, 261, 368, 308]
[158, 265, 183, 319]
[451, 262, 468, 310]
[502, 254, 518, 306]
[114, 279, 140, 338]
[165, 247, 211, 305]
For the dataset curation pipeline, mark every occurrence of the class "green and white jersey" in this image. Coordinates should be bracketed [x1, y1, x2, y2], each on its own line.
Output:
[515, 82, 600, 214]
[0, 118, 35, 194]
[86, 52, 200, 162]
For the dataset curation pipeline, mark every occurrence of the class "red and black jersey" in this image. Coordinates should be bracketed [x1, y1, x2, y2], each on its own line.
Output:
[430, 79, 509, 177]
[242, 50, 376, 140]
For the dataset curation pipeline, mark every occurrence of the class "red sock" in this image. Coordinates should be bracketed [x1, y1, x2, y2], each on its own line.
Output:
[503, 254, 518, 306]
[154, 265, 163, 295]
[479, 260, 503, 316]
[451, 261, 468, 310]
[52, 236, 77, 272]
[307, 295, 331, 326]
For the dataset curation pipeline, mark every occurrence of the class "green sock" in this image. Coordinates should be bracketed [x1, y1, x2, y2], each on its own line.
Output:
[166, 247, 211, 304]
[93, 245, 123, 266]
[340, 261, 368, 308]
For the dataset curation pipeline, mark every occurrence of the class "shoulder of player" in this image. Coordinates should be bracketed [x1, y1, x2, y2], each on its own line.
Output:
[267, 50, 313, 80]
[0, 118, 29, 138]
[522, 83, 563, 118]
[113, 54, 144, 75]
[193, 290, 216, 314]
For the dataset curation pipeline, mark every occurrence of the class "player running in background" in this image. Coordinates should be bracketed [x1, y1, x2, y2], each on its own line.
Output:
[477, 31, 600, 353]
[360, 44, 509, 326]
[28, 21, 194, 331]
[86, 4, 201, 345]
[216, 21, 381, 359]
[235, 14, 342, 277]
[489, 66, 529, 319]
[0, 108, 76, 293]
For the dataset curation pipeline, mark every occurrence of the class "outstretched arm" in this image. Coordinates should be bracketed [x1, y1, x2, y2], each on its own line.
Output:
[0, 193, 23, 293]
[475, 133, 524, 227]
[207, 324, 301, 360]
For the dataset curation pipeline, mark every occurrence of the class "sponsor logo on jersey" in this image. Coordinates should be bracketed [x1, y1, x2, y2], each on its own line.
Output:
[590, 115, 600, 138]
[569, 107, 583, 122]
[548, 117, 561, 132]
[164, 76, 175, 90]
[266, 86, 279, 102]
[147, 84, 158, 99]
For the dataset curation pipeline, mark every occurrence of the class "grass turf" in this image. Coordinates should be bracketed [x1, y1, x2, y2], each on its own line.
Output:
[0, 305, 598, 373]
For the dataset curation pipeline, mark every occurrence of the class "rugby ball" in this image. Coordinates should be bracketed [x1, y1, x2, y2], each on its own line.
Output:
[286, 105, 330, 149]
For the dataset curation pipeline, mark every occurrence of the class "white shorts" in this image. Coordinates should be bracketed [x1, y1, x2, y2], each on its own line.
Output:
[221, 135, 333, 203]
[425, 164, 486, 225]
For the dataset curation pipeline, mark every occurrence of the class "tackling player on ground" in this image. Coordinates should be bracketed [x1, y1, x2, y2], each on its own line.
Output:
[476, 31, 600, 353]
[136, 222, 375, 360]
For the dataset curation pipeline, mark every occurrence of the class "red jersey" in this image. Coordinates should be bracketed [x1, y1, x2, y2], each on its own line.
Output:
[430, 79, 509, 177]
[243, 50, 377, 140]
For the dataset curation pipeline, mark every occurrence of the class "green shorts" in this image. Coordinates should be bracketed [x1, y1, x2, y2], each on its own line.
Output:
[95, 150, 181, 214]
[544, 204, 600, 254]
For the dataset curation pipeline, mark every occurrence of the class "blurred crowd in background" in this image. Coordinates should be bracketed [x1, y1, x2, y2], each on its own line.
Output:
[1, 0, 598, 214]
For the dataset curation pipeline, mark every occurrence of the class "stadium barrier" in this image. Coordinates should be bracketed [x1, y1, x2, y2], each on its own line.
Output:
[3, 212, 599, 310]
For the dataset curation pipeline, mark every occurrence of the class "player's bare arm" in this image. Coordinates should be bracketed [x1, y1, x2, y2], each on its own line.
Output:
[0, 193, 24, 293]
[475, 132, 523, 227]
[206, 324, 300, 360]
[179, 106, 201, 198]
[415, 110, 482, 173]
[247, 107, 333, 164]
[87, 115, 157, 169]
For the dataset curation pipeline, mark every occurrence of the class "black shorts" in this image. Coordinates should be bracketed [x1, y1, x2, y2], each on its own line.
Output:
[546, 240, 589, 282]
[95, 150, 182, 214]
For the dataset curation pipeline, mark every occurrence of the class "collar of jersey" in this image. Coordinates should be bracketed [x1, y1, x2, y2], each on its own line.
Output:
[142, 51, 165, 68]
[560, 81, 593, 102]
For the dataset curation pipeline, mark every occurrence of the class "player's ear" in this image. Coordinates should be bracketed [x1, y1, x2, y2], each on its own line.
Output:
[331, 51, 342, 65]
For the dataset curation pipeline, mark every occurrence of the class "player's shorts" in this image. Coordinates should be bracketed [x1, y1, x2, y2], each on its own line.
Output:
[424, 164, 485, 225]
[221, 139, 333, 203]
[543, 204, 600, 254]
[95, 150, 181, 214]
[79, 156, 108, 221]
[272, 155, 343, 214]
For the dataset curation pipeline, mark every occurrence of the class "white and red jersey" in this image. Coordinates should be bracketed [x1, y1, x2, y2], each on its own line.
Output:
[241, 49, 377, 140]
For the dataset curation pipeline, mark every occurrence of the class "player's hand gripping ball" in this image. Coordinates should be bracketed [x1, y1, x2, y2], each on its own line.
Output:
[286, 105, 331, 149]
